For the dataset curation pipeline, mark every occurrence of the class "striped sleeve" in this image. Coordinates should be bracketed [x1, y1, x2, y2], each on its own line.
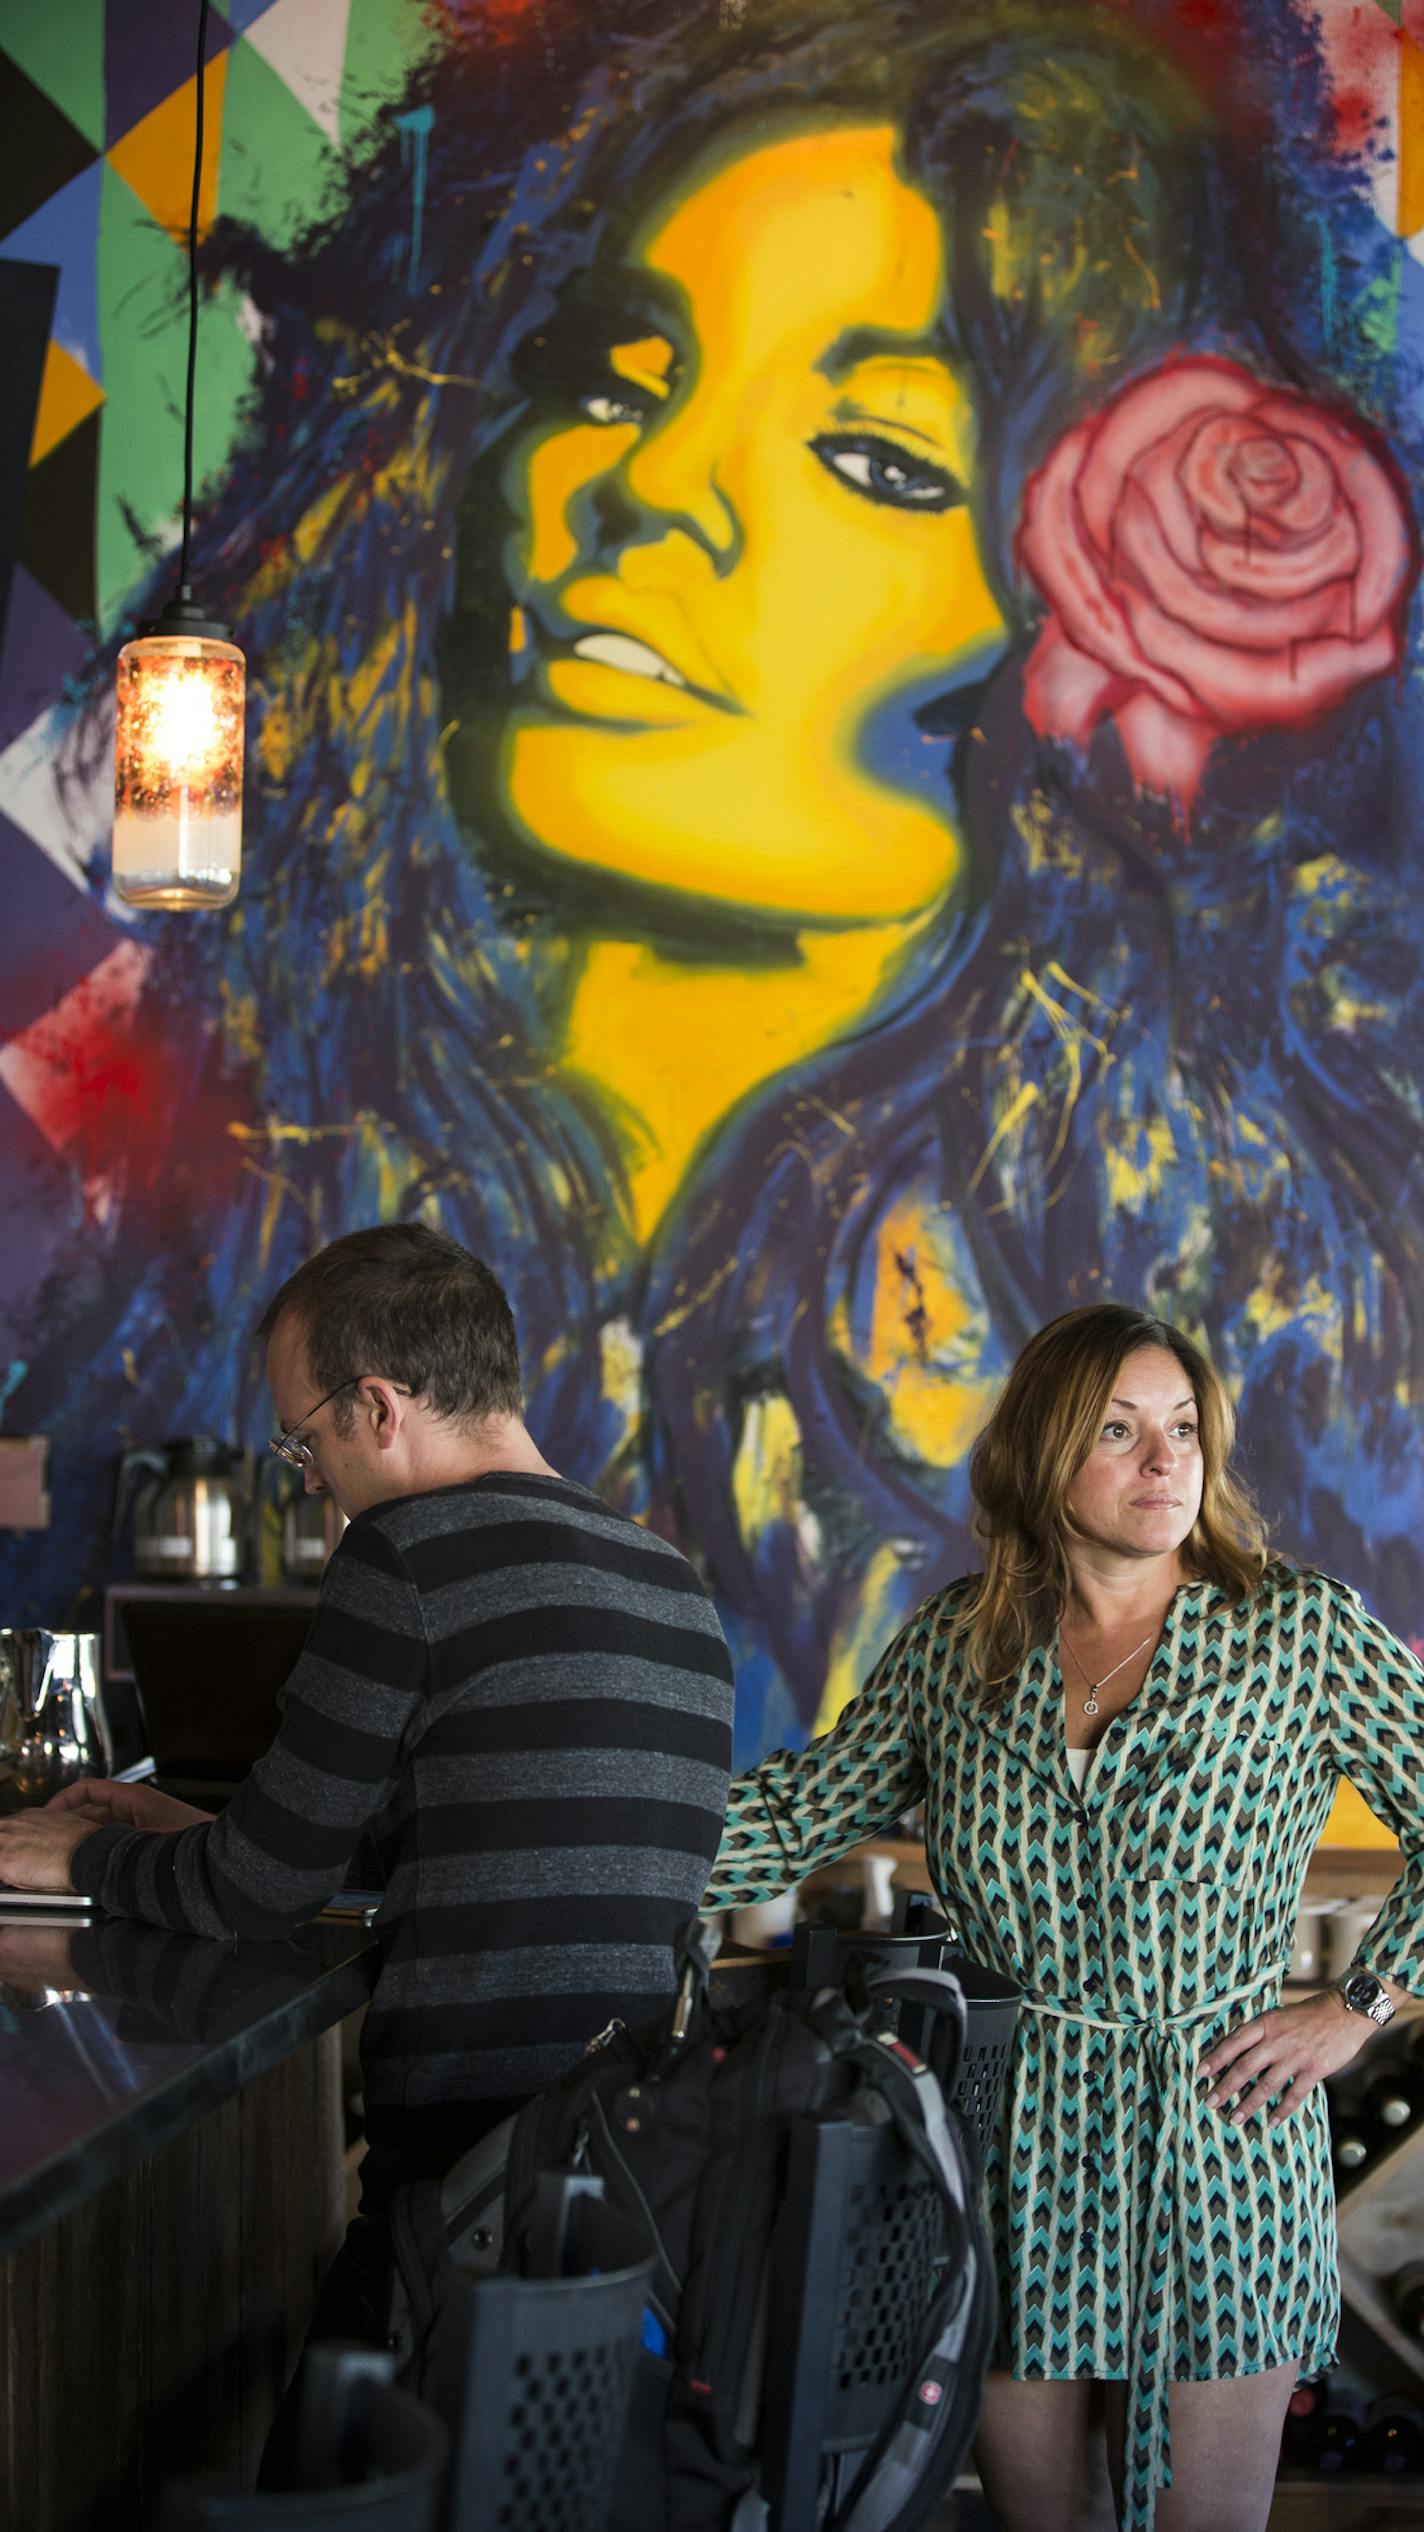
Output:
[71, 1520, 429, 1938]
[704, 1612, 928, 1908]
[1323, 1579, 1424, 1995]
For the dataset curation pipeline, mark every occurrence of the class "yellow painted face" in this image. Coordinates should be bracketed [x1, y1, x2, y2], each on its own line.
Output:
[494, 120, 1010, 928]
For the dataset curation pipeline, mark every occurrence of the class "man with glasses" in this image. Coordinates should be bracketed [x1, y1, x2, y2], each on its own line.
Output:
[0, 1222, 733, 2388]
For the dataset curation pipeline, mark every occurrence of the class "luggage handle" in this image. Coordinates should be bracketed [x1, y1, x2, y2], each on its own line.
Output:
[863, 1965, 965, 2009]
[297, 2341, 397, 2489]
[828, 2032, 993, 2532]
[522, 2170, 607, 2277]
[862, 1964, 967, 2096]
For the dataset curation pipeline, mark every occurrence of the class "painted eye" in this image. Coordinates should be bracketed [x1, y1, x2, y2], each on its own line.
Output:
[811, 432, 964, 513]
[580, 391, 645, 427]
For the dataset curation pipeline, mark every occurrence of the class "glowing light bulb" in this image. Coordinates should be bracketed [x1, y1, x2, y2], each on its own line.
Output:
[112, 632, 245, 911]
[150, 669, 220, 773]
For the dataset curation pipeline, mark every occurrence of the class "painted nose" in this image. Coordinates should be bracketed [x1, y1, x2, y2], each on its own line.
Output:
[620, 405, 742, 569]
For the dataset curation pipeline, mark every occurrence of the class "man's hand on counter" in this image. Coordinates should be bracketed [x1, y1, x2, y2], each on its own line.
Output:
[0, 1807, 95, 1893]
[0, 1781, 217, 1894]
[48, 1779, 216, 1834]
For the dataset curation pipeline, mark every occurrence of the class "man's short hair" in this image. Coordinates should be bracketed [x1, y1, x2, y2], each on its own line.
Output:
[259, 1224, 522, 1427]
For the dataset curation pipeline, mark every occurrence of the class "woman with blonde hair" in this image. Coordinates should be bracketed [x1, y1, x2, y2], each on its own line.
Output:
[708, 1301, 1424, 2532]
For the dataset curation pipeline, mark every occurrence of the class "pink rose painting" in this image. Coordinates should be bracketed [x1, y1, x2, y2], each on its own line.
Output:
[1017, 355, 1417, 807]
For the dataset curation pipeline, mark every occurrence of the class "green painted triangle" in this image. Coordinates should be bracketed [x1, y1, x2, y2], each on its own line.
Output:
[340, 0, 440, 153]
[219, 38, 342, 253]
[96, 160, 258, 630]
[0, 0, 106, 150]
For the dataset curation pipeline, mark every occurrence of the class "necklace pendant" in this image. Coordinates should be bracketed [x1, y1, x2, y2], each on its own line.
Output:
[1082, 1689, 1099, 1717]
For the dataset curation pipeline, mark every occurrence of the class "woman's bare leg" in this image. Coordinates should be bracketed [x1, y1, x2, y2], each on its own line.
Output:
[1101, 2364, 1297, 2532]
[973, 2373, 1119, 2532]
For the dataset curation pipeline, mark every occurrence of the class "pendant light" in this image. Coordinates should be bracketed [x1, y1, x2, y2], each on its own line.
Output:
[112, 0, 244, 912]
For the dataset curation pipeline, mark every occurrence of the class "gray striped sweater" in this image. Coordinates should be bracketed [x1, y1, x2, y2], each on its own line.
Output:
[72, 1472, 734, 2205]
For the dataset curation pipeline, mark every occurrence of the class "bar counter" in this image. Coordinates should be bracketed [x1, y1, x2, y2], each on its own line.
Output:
[0, 1910, 378, 2532]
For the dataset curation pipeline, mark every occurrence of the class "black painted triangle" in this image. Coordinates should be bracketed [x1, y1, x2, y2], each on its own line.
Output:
[18, 406, 100, 626]
[0, 54, 98, 240]
[0, 259, 58, 658]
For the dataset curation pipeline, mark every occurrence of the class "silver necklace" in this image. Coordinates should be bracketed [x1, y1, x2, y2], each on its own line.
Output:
[1060, 1628, 1157, 1717]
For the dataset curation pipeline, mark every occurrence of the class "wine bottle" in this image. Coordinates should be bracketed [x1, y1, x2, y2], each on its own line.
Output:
[1331, 2120, 1373, 2177]
[1312, 2401, 1362, 2474]
[1358, 2393, 1424, 2476]
[1392, 2259, 1424, 2338]
[1362, 2068, 1423, 2134]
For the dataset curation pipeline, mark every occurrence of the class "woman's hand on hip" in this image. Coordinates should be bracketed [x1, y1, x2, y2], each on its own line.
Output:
[1197, 1991, 1371, 2129]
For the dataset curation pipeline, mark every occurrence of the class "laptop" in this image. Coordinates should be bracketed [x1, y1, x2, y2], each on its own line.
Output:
[120, 1595, 316, 1805]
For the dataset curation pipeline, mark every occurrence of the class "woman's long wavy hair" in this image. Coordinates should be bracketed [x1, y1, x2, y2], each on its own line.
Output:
[959, 1304, 1270, 1697]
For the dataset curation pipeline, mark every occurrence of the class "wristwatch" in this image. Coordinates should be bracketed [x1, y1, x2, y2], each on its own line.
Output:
[1336, 1969, 1396, 2027]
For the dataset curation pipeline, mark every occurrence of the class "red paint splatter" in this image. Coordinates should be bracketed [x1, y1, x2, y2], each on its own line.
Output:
[0, 945, 155, 1169]
[430, 0, 553, 48]
[1316, 1, 1400, 159]
[0, 944, 256, 1231]
[1331, 84, 1386, 156]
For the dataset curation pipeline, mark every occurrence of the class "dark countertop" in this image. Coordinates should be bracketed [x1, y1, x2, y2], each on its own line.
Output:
[0, 1911, 378, 2260]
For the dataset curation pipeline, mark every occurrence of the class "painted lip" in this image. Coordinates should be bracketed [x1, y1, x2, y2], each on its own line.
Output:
[570, 629, 691, 689]
[528, 651, 719, 729]
[519, 595, 745, 716]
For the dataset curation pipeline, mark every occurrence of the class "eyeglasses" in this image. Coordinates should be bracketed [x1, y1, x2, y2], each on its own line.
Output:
[269, 1376, 369, 1471]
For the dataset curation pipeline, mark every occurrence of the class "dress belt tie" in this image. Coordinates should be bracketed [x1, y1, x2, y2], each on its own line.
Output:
[1018, 1969, 1285, 2532]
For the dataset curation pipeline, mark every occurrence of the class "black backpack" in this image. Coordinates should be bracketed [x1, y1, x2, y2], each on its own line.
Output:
[385, 1918, 995, 2532]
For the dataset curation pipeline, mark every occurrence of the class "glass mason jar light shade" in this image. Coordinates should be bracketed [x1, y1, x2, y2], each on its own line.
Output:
[112, 632, 245, 911]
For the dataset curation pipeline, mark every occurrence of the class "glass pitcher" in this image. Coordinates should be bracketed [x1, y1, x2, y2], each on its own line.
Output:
[0, 1631, 113, 1814]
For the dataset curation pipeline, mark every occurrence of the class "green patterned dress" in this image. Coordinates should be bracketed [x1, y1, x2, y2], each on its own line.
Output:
[706, 1563, 1424, 2532]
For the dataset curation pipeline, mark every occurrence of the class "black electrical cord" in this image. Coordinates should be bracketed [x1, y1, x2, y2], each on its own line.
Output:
[178, 0, 210, 600]
[149, 0, 225, 640]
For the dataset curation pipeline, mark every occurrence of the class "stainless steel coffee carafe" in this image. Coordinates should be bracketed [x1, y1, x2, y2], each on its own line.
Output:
[113, 1437, 254, 1583]
[0, 1630, 112, 1813]
[280, 1487, 348, 1585]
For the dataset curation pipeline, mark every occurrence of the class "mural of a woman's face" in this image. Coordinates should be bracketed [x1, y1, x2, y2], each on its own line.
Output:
[494, 120, 1010, 928]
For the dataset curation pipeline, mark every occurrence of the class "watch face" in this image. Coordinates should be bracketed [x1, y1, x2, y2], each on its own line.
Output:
[1345, 1972, 1391, 2019]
